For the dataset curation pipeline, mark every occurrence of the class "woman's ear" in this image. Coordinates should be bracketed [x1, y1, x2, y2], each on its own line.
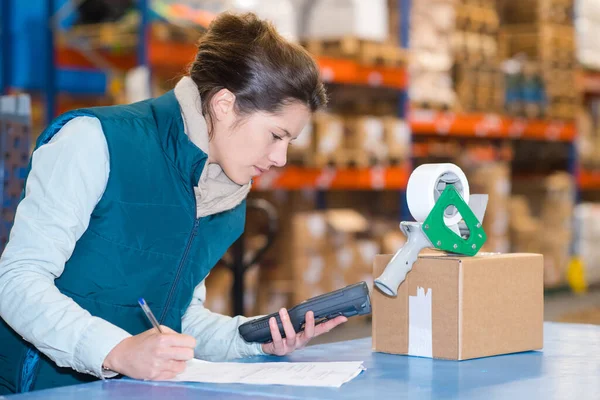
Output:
[211, 88, 236, 121]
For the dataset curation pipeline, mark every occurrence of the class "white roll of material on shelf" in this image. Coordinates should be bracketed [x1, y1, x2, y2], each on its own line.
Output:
[406, 163, 470, 226]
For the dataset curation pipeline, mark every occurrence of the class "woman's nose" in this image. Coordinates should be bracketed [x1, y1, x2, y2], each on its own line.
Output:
[268, 143, 287, 168]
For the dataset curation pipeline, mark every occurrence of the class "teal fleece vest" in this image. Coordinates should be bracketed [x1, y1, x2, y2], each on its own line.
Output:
[0, 91, 246, 393]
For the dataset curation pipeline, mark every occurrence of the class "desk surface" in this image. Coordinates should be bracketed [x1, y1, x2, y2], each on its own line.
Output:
[4, 322, 600, 400]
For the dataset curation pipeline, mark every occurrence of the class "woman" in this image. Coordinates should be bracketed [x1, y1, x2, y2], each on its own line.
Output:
[0, 12, 347, 394]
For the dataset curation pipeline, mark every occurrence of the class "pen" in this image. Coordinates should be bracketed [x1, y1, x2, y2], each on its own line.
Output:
[138, 298, 163, 333]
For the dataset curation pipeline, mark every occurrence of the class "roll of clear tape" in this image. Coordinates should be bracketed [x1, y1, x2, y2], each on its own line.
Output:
[406, 163, 470, 226]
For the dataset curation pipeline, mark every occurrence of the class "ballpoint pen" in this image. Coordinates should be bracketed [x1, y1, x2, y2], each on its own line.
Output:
[138, 298, 163, 333]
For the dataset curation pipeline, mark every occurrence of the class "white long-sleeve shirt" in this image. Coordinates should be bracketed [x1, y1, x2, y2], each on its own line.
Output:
[0, 116, 263, 380]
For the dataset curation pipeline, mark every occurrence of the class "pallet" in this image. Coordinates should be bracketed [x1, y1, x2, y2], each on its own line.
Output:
[410, 100, 453, 112]
[337, 150, 372, 168]
[303, 37, 406, 67]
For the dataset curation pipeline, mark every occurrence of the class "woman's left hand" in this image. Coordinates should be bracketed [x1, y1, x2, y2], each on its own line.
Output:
[261, 308, 348, 356]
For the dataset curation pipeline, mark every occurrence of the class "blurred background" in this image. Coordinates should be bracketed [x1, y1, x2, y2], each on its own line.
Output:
[1, 0, 599, 335]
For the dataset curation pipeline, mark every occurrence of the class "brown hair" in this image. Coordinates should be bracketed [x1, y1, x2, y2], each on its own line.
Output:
[189, 12, 328, 135]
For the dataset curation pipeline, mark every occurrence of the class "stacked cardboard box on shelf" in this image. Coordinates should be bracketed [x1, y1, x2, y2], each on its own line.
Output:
[573, 203, 600, 286]
[252, 190, 317, 315]
[297, 0, 405, 67]
[465, 162, 511, 253]
[409, 0, 456, 109]
[510, 172, 575, 287]
[575, 0, 600, 70]
[539, 173, 574, 287]
[288, 112, 411, 168]
[577, 100, 600, 169]
[452, 0, 502, 113]
[290, 209, 378, 304]
[499, 0, 578, 120]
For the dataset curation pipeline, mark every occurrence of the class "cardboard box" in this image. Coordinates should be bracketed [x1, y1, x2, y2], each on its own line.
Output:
[291, 209, 371, 303]
[372, 253, 544, 360]
[346, 116, 388, 163]
[313, 113, 345, 167]
[383, 117, 411, 162]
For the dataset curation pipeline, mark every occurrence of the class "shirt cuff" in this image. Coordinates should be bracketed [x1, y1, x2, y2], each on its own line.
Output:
[73, 317, 132, 379]
[235, 335, 267, 358]
[234, 314, 267, 358]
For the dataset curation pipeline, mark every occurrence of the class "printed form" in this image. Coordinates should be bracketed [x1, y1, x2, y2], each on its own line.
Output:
[167, 359, 365, 388]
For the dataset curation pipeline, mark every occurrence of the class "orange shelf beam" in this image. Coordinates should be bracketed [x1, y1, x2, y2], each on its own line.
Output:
[410, 110, 576, 142]
[149, 40, 197, 73]
[57, 41, 407, 89]
[56, 47, 137, 70]
[252, 164, 410, 190]
[578, 169, 600, 190]
[317, 56, 407, 89]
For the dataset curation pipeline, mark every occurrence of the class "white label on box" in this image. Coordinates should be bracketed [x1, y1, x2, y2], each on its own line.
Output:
[408, 287, 433, 358]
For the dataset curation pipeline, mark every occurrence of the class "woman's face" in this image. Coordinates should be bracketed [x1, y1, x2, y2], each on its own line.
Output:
[209, 91, 311, 185]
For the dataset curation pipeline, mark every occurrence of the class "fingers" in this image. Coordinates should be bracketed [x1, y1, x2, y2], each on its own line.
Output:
[157, 332, 197, 349]
[159, 325, 176, 333]
[158, 346, 195, 361]
[146, 325, 196, 348]
[295, 311, 315, 349]
[280, 308, 297, 348]
[302, 311, 316, 340]
[314, 315, 348, 337]
[149, 360, 187, 381]
[269, 316, 285, 355]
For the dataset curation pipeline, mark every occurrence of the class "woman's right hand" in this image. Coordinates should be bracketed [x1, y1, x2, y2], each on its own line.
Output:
[103, 325, 196, 380]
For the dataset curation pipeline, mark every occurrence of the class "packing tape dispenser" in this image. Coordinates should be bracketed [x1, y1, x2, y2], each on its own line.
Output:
[374, 163, 489, 296]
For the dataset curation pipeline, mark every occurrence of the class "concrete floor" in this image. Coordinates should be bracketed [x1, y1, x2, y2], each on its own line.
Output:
[310, 288, 600, 346]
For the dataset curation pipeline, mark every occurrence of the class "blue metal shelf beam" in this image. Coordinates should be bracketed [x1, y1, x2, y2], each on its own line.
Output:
[1, 0, 12, 94]
[45, 0, 56, 122]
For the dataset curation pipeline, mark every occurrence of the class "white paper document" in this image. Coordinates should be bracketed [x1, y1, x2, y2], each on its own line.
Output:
[167, 359, 365, 388]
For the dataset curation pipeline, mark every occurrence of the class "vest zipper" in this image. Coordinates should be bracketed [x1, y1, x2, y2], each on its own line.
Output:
[159, 218, 201, 324]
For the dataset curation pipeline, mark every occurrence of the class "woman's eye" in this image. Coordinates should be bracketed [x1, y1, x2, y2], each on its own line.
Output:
[271, 133, 283, 141]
